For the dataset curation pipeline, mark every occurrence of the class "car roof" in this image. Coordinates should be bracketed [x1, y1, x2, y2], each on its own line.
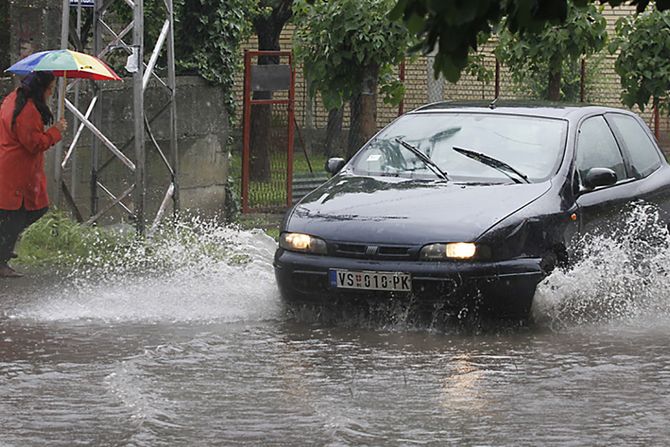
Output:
[412, 100, 635, 121]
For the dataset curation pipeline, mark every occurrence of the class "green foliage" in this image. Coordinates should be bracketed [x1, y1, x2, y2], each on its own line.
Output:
[379, 64, 407, 106]
[293, 0, 413, 110]
[177, 0, 256, 113]
[112, 0, 256, 115]
[16, 211, 266, 271]
[390, 0, 670, 83]
[462, 32, 496, 85]
[611, 10, 670, 112]
[495, 3, 607, 101]
[504, 54, 605, 102]
[16, 211, 131, 266]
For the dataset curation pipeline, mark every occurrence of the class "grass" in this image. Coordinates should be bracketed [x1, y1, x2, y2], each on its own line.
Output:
[229, 151, 328, 209]
[13, 209, 284, 268]
[15, 211, 132, 266]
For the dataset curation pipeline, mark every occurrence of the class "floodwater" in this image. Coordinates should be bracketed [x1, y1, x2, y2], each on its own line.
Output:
[1, 210, 670, 446]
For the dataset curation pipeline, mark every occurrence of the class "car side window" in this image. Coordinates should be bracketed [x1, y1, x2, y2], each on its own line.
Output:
[607, 113, 662, 178]
[576, 116, 627, 185]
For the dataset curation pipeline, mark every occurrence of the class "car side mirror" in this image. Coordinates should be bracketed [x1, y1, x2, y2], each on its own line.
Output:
[582, 167, 617, 191]
[325, 157, 346, 175]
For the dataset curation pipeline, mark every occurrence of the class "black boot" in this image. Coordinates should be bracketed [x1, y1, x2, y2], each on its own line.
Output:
[0, 263, 23, 278]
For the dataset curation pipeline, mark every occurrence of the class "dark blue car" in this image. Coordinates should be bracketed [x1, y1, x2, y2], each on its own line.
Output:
[274, 102, 670, 319]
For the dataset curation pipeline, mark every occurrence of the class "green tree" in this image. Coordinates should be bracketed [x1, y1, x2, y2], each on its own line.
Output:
[390, 0, 670, 83]
[111, 0, 255, 114]
[495, 2, 607, 101]
[178, 0, 256, 113]
[294, 0, 411, 158]
[610, 9, 670, 112]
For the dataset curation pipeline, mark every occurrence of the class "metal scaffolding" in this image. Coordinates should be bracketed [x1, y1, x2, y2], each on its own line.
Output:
[56, 0, 178, 235]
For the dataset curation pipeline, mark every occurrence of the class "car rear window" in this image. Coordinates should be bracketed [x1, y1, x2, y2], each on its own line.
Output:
[607, 113, 662, 178]
[351, 112, 567, 183]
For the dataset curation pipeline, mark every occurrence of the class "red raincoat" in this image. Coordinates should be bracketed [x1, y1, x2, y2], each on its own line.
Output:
[0, 90, 62, 211]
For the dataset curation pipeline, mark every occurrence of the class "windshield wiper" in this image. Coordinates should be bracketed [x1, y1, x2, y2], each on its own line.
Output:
[394, 138, 449, 181]
[452, 146, 530, 184]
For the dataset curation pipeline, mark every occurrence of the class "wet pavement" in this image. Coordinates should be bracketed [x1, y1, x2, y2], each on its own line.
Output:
[1, 226, 669, 446]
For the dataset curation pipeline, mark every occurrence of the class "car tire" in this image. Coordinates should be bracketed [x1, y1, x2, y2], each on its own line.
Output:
[480, 279, 537, 321]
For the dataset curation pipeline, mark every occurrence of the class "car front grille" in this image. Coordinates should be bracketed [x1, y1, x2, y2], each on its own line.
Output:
[331, 242, 415, 260]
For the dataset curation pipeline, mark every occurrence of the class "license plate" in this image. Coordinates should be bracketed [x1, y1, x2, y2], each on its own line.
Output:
[329, 269, 412, 292]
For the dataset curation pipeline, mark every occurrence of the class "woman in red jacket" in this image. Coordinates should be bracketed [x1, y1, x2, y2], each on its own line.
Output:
[0, 72, 67, 277]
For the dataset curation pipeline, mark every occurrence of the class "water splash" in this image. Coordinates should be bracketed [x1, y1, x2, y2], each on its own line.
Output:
[11, 204, 670, 329]
[533, 203, 670, 328]
[13, 217, 282, 323]
[290, 203, 670, 332]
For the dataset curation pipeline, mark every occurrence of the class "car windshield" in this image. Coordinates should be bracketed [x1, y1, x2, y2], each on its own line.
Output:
[351, 112, 568, 183]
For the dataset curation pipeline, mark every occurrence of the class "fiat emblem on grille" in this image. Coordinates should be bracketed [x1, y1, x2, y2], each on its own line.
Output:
[365, 245, 379, 256]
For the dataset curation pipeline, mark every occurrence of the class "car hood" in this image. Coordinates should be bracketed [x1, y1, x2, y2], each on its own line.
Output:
[286, 175, 552, 245]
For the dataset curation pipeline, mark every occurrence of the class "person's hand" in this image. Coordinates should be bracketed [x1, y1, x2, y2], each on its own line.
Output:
[55, 118, 68, 134]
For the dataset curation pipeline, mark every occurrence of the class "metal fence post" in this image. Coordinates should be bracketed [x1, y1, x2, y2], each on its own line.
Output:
[133, 0, 145, 234]
[54, 0, 70, 207]
[91, 0, 102, 217]
[166, 0, 179, 217]
[241, 50, 251, 214]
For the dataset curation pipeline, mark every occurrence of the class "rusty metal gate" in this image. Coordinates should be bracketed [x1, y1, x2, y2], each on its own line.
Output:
[241, 50, 295, 213]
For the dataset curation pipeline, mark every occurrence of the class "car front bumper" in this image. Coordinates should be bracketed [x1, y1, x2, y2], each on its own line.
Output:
[274, 249, 545, 313]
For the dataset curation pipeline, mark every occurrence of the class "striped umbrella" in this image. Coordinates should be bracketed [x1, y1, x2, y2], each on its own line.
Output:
[5, 49, 121, 81]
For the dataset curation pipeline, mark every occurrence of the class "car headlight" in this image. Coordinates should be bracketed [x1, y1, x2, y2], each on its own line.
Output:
[420, 242, 477, 260]
[279, 232, 328, 255]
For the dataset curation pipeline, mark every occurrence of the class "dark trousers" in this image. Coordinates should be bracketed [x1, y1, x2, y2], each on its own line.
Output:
[0, 206, 48, 264]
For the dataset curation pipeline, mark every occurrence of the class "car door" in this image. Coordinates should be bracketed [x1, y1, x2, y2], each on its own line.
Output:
[574, 115, 637, 236]
[604, 112, 670, 221]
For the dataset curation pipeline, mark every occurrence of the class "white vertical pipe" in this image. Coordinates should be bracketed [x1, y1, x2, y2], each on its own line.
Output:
[54, 0, 70, 206]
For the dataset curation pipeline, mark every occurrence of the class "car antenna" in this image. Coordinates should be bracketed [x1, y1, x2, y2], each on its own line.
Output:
[489, 96, 499, 110]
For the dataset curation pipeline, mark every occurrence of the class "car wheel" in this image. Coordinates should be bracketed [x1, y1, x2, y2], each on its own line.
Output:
[480, 279, 537, 321]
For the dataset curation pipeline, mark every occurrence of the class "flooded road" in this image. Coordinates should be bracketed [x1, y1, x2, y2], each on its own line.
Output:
[1, 223, 670, 446]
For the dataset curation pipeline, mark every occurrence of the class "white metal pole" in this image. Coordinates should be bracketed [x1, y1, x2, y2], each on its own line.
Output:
[166, 0, 179, 215]
[70, 0, 83, 199]
[54, 0, 70, 207]
[426, 45, 445, 104]
[133, 0, 146, 234]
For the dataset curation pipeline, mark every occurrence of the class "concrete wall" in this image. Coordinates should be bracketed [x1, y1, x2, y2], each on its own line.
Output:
[0, 78, 13, 99]
[0, 1, 9, 72]
[4, 0, 62, 71]
[60, 76, 230, 222]
[1, 76, 230, 222]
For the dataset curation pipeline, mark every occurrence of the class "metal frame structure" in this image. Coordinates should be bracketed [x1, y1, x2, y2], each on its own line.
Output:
[241, 50, 295, 213]
[55, 0, 178, 234]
